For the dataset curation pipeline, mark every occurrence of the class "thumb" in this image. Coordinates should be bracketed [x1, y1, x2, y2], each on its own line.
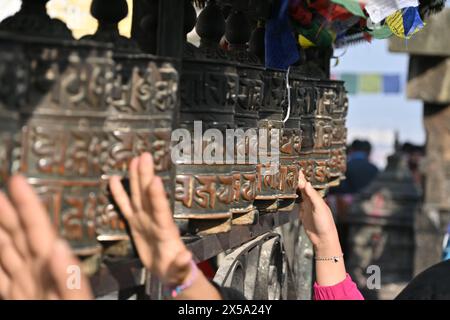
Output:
[298, 170, 308, 191]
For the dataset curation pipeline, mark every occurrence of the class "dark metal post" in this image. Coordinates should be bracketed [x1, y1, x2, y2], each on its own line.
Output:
[157, 0, 185, 59]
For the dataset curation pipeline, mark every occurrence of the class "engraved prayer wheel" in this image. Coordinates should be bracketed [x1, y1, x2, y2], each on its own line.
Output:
[247, 18, 283, 214]
[327, 81, 348, 187]
[277, 70, 302, 211]
[230, 62, 262, 224]
[172, 0, 238, 235]
[14, 35, 114, 256]
[79, 0, 178, 250]
[313, 81, 337, 192]
[339, 92, 349, 182]
[98, 53, 178, 242]
[175, 58, 238, 235]
[226, 8, 261, 225]
[298, 79, 333, 195]
[254, 68, 284, 214]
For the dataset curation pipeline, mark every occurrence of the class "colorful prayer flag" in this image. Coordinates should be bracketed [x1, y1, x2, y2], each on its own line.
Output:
[340, 73, 358, 94]
[265, 0, 300, 70]
[359, 73, 382, 93]
[382, 74, 401, 94]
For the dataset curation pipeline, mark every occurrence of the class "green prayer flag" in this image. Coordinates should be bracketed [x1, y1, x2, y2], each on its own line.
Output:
[368, 24, 393, 39]
[340, 73, 358, 94]
[359, 74, 382, 93]
[332, 0, 366, 18]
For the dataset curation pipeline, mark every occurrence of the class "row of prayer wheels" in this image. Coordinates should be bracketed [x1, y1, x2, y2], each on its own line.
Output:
[0, 0, 348, 259]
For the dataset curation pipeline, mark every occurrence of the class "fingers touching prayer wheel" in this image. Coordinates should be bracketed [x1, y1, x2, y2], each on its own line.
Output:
[82, 0, 177, 253]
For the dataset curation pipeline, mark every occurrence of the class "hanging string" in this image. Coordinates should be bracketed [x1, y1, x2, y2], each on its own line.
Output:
[283, 66, 292, 123]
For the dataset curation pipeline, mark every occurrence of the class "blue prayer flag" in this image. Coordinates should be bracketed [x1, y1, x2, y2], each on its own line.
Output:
[265, 0, 300, 70]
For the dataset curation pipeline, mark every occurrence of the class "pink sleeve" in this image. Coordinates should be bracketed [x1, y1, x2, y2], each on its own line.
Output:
[313, 274, 364, 300]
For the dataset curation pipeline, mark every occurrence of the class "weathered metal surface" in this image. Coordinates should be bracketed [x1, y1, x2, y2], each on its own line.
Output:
[0, 1, 179, 255]
[82, 0, 177, 246]
[14, 35, 114, 255]
[278, 220, 314, 300]
[230, 62, 262, 225]
[173, 2, 237, 235]
[327, 81, 348, 187]
[296, 77, 340, 195]
[90, 207, 298, 298]
[213, 233, 288, 299]
[175, 58, 238, 234]
[254, 68, 284, 214]
[277, 71, 302, 211]
[225, 8, 261, 226]
[186, 206, 298, 262]
[99, 53, 178, 242]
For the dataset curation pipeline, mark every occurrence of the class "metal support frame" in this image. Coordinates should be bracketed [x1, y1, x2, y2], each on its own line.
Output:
[91, 206, 299, 298]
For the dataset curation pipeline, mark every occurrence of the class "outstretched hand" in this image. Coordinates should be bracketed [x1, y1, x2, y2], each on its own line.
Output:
[297, 171, 340, 250]
[297, 171, 347, 286]
[109, 153, 192, 287]
[0, 176, 92, 300]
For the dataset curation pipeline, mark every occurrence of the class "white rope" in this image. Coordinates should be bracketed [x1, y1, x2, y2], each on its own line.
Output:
[282, 66, 292, 123]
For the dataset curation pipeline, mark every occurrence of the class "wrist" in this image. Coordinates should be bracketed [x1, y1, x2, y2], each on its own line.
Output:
[163, 260, 198, 299]
[312, 232, 342, 256]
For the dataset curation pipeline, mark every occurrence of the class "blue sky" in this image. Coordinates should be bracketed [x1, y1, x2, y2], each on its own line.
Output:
[332, 39, 425, 167]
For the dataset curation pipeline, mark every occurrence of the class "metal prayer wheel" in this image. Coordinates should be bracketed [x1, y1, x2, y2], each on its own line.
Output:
[339, 88, 349, 183]
[98, 53, 178, 242]
[224, 7, 261, 225]
[327, 81, 348, 187]
[231, 62, 262, 224]
[174, 58, 238, 235]
[254, 68, 284, 213]
[278, 71, 302, 211]
[77, 0, 178, 250]
[12, 35, 114, 256]
[298, 80, 333, 194]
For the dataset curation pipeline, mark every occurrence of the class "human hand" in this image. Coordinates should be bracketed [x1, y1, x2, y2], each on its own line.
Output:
[297, 171, 340, 254]
[0, 175, 92, 299]
[109, 153, 192, 287]
[297, 171, 347, 286]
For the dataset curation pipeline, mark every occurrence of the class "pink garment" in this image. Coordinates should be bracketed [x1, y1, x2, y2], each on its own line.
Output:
[313, 274, 364, 300]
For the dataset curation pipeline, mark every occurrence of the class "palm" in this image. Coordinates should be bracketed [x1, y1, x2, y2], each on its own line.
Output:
[0, 176, 92, 300]
[109, 153, 191, 285]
